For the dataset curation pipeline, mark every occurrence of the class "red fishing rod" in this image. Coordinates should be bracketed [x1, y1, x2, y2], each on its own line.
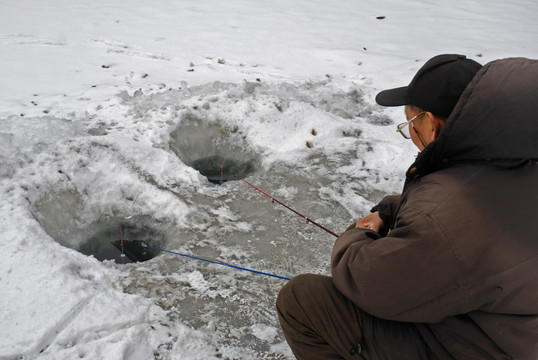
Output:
[236, 175, 339, 238]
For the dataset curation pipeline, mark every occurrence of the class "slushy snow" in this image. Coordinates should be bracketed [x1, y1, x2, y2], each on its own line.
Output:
[1, 0, 537, 359]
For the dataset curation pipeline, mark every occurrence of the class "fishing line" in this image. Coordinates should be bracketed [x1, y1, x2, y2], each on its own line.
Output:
[236, 175, 339, 238]
[143, 244, 291, 281]
[120, 225, 125, 258]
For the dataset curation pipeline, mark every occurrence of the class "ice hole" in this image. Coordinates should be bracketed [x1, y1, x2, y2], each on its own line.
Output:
[190, 155, 255, 184]
[170, 113, 259, 184]
[32, 191, 165, 264]
[78, 224, 162, 263]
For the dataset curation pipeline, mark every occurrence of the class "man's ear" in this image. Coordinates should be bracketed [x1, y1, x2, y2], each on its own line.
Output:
[424, 112, 445, 142]
[424, 112, 439, 143]
[432, 115, 446, 140]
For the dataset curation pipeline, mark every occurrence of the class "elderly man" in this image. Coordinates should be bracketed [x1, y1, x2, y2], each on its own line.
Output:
[277, 54, 538, 359]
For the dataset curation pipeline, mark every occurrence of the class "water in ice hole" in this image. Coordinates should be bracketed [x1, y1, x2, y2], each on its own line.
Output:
[191, 155, 256, 184]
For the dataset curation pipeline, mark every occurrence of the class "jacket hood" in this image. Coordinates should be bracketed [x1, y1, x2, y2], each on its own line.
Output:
[408, 57, 538, 178]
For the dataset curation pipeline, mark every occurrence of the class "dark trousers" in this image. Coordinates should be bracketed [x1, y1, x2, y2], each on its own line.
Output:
[277, 274, 436, 360]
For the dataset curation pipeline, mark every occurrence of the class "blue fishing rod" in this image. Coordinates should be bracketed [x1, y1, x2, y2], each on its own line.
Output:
[143, 244, 291, 281]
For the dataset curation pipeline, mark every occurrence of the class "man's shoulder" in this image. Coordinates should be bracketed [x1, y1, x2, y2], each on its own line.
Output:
[406, 164, 480, 204]
[405, 161, 538, 218]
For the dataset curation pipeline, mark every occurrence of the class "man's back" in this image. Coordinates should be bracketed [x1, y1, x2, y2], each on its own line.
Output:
[409, 161, 538, 359]
[332, 58, 538, 359]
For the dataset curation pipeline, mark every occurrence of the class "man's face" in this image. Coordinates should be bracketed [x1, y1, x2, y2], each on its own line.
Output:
[404, 107, 447, 151]
[405, 108, 428, 151]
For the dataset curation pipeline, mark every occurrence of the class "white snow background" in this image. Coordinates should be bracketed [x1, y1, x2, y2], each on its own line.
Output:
[1, 0, 537, 359]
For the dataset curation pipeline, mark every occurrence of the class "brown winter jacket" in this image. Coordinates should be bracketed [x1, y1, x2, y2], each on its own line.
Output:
[332, 57, 538, 359]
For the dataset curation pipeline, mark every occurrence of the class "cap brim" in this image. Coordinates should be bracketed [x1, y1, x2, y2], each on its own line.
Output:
[375, 86, 408, 107]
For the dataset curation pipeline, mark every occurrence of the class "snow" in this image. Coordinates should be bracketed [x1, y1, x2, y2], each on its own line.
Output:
[1, 0, 536, 359]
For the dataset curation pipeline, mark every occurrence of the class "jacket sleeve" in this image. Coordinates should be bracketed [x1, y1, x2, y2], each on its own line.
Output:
[331, 204, 467, 323]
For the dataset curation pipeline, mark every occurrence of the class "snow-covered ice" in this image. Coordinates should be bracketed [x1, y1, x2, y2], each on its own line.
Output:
[1, 0, 537, 359]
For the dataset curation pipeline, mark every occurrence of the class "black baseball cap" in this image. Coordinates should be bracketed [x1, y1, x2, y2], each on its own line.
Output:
[375, 54, 482, 118]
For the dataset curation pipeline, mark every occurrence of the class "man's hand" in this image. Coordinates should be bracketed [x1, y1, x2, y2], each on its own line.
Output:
[355, 211, 384, 232]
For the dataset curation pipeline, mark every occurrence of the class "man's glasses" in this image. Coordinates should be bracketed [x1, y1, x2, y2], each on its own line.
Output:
[396, 111, 426, 139]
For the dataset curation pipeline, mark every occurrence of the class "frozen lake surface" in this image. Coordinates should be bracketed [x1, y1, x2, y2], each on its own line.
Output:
[1, 0, 536, 358]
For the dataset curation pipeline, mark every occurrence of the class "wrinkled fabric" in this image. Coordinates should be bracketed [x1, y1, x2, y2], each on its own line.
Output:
[277, 274, 370, 360]
[332, 58, 538, 359]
